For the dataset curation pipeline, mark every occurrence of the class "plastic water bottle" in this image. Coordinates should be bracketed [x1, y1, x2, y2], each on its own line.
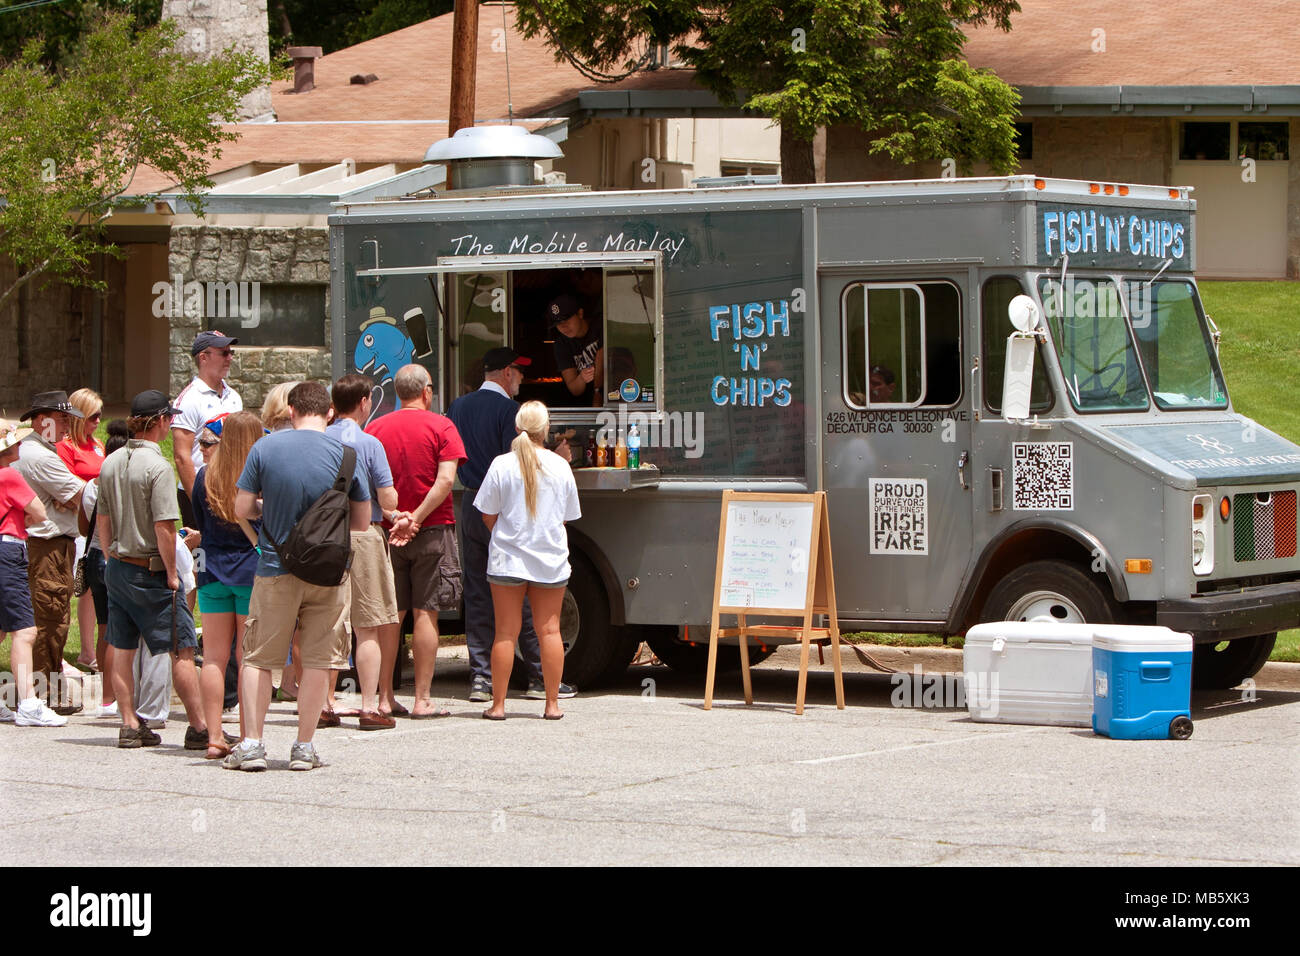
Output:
[627, 423, 640, 469]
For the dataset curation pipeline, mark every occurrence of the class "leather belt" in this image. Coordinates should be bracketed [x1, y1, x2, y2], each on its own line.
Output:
[110, 552, 155, 569]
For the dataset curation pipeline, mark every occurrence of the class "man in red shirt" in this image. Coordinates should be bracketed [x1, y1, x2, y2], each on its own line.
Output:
[365, 365, 466, 718]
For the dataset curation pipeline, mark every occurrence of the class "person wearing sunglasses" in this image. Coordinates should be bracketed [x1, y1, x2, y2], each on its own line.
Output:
[172, 331, 243, 530]
[57, 389, 107, 674]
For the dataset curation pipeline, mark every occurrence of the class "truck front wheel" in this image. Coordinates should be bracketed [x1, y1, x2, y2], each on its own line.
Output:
[983, 560, 1120, 625]
[1191, 633, 1275, 690]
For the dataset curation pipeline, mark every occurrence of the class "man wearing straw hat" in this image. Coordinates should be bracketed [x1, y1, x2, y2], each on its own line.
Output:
[14, 391, 87, 715]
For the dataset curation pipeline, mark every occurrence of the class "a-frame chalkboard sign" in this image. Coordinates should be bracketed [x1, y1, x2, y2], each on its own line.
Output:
[703, 491, 844, 715]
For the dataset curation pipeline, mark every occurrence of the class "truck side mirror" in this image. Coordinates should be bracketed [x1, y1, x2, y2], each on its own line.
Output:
[1002, 295, 1042, 421]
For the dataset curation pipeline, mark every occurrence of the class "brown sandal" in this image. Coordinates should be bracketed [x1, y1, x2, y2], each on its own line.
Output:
[205, 741, 232, 760]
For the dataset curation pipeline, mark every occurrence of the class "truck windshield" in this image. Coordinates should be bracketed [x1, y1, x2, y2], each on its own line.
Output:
[1127, 279, 1228, 410]
[1038, 275, 1149, 412]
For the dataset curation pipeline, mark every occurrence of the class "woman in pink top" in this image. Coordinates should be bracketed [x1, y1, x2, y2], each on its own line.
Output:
[57, 389, 106, 671]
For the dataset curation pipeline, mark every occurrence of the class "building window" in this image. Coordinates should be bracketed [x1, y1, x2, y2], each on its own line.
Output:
[1238, 122, 1289, 161]
[1179, 122, 1231, 160]
[719, 162, 780, 177]
[1014, 122, 1033, 160]
[206, 284, 326, 348]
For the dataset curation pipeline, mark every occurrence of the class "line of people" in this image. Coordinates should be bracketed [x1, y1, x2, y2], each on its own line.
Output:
[0, 334, 582, 771]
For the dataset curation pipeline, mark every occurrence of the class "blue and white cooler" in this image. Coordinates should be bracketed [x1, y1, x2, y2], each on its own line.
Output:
[1091, 625, 1194, 740]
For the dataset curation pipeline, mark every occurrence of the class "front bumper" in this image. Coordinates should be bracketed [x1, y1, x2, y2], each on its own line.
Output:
[1156, 580, 1300, 642]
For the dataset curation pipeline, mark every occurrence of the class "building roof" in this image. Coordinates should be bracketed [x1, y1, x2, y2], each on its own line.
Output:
[963, 0, 1299, 86]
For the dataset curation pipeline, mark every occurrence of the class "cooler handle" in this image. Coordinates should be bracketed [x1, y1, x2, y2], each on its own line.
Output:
[1140, 661, 1172, 682]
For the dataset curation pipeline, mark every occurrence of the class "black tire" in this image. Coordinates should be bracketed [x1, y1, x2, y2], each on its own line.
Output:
[982, 560, 1121, 625]
[643, 627, 778, 676]
[1191, 633, 1276, 690]
[557, 552, 638, 689]
[1169, 716, 1194, 740]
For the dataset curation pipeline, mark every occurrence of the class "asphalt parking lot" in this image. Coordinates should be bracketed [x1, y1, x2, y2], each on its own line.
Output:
[2, 645, 1297, 866]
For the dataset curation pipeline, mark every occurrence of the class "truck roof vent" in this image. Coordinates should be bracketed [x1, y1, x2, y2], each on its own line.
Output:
[425, 126, 563, 191]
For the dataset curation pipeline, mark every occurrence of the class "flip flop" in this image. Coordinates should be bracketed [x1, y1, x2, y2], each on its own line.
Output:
[411, 707, 452, 720]
[482, 710, 506, 721]
[543, 712, 564, 721]
[205, 741, 232, 760]
[387, 702, 411, 718]
[332, 707, 362, 718]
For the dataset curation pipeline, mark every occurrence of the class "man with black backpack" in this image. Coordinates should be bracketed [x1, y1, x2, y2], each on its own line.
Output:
[226, 382, 370, 771]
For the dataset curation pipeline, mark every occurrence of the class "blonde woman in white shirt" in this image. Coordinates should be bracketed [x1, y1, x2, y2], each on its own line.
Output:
[474, 401, 580, 720]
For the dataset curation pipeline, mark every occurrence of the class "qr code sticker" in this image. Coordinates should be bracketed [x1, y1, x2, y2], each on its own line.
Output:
[1013, 442, 1073, 510]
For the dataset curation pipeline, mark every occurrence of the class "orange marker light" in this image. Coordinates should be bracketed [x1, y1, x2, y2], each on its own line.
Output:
[1034, 179, 1046, 190]
[1220, 497, 1231, 521]
[1118, 185, 1130, 196]
[1168, 188, 1179, 199]
[1103, 184, 1115, 195]
[1125, 559, 1153, 574]
[1193, 501, 1205, 520]
[1089, 183, 1100, 194]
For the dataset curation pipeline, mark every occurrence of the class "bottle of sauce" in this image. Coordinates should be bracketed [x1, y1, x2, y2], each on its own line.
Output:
[596, 433, 608, 467]
[627, 423, 640, 469]
[585, 432, 596, 467]
[614, 431, 628, 468]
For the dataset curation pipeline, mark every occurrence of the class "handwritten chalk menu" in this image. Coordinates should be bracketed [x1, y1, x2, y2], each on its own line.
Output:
[718, 499, 816, 610]
[705, 490, 844, 714]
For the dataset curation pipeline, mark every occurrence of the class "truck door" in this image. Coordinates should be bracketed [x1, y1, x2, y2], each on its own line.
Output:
[820, 276, 974, 624]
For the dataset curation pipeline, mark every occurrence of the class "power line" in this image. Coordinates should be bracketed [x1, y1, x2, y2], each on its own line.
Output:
[0, 0, 77, 16]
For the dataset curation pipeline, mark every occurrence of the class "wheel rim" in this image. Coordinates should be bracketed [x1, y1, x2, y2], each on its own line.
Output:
[1005, 589, 1086, 623]
[512, 588, 578, 661]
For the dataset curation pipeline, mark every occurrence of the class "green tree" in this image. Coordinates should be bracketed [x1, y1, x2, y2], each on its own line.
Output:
[0, 12, 275, 313]
[514, 1, 1022, 184]
[268, 0, 453, 54]
[0, 0, 159, 67]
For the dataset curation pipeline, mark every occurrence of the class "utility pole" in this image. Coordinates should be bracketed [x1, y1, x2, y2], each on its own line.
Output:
[449, 0, 479, 135]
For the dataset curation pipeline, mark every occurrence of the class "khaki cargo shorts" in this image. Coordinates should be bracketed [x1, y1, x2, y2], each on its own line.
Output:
[389, 524, 462, 613]
[349, 524, 400, 629]
[242, 572, 352, 671]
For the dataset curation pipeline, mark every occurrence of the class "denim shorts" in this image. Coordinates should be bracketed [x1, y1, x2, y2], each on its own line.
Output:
[85, 547, 108, 625]
[0, 540, 35, 633]
[105, 557, 198, 655]
[487, 574, 569, 589]
[198, 580, 254, 616]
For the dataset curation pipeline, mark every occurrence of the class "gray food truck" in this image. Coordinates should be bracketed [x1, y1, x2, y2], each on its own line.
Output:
[330, 174, 1300, 690]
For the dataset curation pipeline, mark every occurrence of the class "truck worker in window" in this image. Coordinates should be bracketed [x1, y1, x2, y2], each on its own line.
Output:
[548, 294, 603, 407]
[869, 365, 897, 403]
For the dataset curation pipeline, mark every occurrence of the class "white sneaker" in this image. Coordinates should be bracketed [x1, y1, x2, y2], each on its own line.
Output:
[0, 702, 14, 723]
[96, 700, 119, 719]
[15, 698, 68, 727]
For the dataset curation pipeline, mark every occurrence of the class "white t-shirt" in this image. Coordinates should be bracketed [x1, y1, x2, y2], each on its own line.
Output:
[474, 447, 581, 584]
[173, 375, 242, 474]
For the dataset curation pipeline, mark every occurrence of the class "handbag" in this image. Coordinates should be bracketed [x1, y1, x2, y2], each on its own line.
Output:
[72, 555, 87, 597]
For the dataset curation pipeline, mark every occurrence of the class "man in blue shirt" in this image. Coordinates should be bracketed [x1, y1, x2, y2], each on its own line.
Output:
[226, 382, 370, 771]
[448, 348, 576, 702]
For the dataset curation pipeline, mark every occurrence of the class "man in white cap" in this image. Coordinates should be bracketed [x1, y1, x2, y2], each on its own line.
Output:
[172, 330, 242, 526]
[14, 390, 87, 714]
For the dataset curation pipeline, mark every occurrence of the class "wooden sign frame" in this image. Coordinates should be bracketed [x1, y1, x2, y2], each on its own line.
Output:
[704, 491, 844, 715]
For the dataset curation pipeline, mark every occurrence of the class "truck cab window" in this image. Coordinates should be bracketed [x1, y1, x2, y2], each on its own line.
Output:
[1039, 275, 1149, 412]
[982, 276, 1053, 414]
[842, 281, 962, 408]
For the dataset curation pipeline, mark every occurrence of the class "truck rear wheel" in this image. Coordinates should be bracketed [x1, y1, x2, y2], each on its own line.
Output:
[983, 560, 1120, 625]
[643, 628, 778, 676]
[557, 552, 638, 689]
[1191, 633, 1275, 690]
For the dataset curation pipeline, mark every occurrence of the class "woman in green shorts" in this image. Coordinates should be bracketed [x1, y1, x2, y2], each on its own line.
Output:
[191, 411, 263, 759]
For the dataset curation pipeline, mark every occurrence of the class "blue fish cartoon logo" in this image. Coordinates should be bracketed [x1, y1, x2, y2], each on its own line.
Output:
[354, 307, 415, 384]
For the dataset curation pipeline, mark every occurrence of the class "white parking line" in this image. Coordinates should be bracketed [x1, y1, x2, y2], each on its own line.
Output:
[798, 726, 1050, 764]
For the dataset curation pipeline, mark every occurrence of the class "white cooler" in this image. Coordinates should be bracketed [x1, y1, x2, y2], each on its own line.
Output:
[962, 622, 1095, 726]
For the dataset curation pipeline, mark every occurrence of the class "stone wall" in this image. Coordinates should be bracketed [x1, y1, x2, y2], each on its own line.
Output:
[167, 225, 331, 411]
[0, 253, 127, 414]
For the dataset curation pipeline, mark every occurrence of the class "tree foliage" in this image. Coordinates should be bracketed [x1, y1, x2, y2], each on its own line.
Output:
[0, 12, 275, 312]
[268, 0, 453, 55]
[0, 0, 159, 67]
[514, 1, 1022, 183]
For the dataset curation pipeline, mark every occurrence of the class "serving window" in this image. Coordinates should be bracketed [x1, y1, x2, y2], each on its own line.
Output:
[441, 254, 662, 417]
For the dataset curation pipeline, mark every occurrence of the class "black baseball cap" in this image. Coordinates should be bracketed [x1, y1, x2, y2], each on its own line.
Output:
[483, 347, 532, 372]
[192, 330, 239, 356]
[547, 294, 581, 327]
[130, 390, 182, 418]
